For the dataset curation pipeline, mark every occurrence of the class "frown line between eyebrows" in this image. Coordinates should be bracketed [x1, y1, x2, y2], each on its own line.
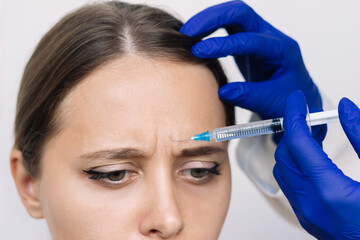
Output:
[80, 148, 147, 161]
[180, 146, 225, 158]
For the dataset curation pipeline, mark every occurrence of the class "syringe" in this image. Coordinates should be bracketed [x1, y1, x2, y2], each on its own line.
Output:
[176, 109, 339, 142]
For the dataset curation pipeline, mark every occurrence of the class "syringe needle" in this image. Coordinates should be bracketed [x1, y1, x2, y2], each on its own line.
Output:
[172, 138, 192, 142]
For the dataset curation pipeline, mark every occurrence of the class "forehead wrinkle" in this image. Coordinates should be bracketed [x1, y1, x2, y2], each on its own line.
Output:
[80, 148, 146, 161]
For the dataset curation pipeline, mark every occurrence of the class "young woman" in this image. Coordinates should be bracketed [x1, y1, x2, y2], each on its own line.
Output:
[10, 1, 234, 239]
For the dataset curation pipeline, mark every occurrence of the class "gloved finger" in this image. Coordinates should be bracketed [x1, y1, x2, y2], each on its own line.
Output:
[274, 163, 324, 238]
[190, 32, 284, 63]
[272, 132, 283, 145]
[311, 125, 327, 148]
[275, 163, 325, 240]
[219, 81, 284, 119]
[274, 140, 306, 185]
[290, 207, 309, 235]
[283, 91, 338, 176]
[273, 164, 302, 211]
[308, 108, 327, 147]
[180, 1, 273, 37]
[285, 93, 360, 204]
[274, 139, 322, 196]
[339, 97, 360, 158]
[303, 89, 327, 146]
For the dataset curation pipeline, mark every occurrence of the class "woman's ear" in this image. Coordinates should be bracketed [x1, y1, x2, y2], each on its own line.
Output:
[10, 149, 43, 219]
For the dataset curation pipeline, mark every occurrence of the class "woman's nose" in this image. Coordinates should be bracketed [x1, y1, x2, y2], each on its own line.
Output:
[139, 178, 184, 238]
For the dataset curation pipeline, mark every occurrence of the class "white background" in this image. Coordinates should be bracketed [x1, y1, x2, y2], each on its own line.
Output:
[1, 0, 360, 239]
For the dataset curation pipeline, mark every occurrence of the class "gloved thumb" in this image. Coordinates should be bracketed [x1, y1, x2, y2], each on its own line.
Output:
[339, 97, 360, 158]
[219, 81, 281, 119]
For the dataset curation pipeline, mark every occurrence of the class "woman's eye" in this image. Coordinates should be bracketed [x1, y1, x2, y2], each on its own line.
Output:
[106, 171, 126, 181]
[180, 163, 221, 184]
[83, 169, 134, 187]
[189, 168, 208, 178]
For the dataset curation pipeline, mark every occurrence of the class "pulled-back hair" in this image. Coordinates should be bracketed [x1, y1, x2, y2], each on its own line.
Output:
[14, 1, 234, 177]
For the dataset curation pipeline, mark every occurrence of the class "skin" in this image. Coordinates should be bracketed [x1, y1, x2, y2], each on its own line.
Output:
[11, 56, 231, 239]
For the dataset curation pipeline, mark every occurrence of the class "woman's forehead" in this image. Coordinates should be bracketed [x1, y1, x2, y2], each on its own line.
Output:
[63, 56, 225, 120]
[56, 56, 227, 148]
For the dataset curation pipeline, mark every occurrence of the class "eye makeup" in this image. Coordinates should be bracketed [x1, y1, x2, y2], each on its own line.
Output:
[83, 164, 138, 188]
[83, 161, 221, 188]
[179, 162, 220, 185]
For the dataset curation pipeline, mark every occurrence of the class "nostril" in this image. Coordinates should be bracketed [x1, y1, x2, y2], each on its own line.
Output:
[150, 229, 158, 234]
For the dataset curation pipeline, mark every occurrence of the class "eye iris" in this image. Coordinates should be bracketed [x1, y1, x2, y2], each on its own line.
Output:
[108, 171, 126, 181]
[190, 169, 207, 178]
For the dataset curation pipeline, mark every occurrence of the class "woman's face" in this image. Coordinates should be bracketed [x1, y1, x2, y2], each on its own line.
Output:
[37, 56, 231, 239]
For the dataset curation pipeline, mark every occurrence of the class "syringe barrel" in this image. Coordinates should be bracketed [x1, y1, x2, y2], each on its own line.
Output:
[209, 109, 339, 142]
[212, 118, 283, 142]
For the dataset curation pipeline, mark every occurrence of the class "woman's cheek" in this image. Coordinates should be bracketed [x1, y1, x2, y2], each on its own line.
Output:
[40, 169, 144, 239]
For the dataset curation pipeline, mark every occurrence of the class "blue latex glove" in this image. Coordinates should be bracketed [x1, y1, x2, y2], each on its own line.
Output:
[180, 1, 326, 143]
[274, 90, 360, 240]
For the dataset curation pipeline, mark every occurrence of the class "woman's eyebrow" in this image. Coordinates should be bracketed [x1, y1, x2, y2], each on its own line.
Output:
[79, 148, 146, 161]
[180, 146, 225, 158]
[79, 146, 225, 161]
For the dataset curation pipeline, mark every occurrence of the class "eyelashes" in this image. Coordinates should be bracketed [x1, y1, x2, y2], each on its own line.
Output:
[180, 163, 220, 184]
[83, 169, 136, 187]
[83, 162, 221, 188]
[84, 170, 128, 181]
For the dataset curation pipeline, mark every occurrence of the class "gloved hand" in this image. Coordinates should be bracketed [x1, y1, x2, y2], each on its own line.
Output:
[180, 1, 325, 143]
[274, 90, 360, 240]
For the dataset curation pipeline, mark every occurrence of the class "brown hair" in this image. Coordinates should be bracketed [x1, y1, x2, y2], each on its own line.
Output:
[14, 1, 235, 177]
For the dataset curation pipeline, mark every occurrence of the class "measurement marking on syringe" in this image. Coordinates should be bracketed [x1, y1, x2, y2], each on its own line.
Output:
[218, 124, 276, 139]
